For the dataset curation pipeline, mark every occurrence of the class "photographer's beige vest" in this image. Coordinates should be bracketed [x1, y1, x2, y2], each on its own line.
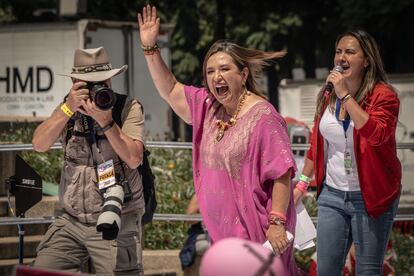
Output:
[60, 100, 143, 224]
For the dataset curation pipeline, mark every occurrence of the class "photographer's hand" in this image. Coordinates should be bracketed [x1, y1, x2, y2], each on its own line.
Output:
[79, 99, 113, 128]
[81, 98, 143, 169]
[65, 81, 89, 112]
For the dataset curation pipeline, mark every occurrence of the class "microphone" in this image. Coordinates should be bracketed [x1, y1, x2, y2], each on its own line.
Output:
[324, 65, 344, 95]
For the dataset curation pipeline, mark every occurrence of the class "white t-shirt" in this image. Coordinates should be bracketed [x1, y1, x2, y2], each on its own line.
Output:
[319, 107, 360, 191]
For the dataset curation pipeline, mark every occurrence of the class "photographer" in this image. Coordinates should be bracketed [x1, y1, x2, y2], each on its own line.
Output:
[32, 47, 145, 276]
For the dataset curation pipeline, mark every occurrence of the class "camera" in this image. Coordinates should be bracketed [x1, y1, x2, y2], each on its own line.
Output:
[96, 180, 132, 240]
[87, 82, 116, 110]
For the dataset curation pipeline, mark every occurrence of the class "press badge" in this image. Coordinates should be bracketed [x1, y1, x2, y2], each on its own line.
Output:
[97, 159, 116, 190]
[344, 149, 353, 176]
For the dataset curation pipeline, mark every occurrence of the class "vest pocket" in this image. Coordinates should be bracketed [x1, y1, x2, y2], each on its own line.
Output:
[62, 164, 82, 214]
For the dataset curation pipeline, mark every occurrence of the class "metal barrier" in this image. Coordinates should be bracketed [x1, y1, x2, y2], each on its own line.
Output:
[0, 141, 193, 152]
[1, 141, 414, 152]
[1, 212, 414, 226]
[1, 141, 414, 224]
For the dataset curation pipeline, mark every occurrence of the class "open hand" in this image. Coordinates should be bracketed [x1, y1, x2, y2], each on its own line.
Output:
[266, 224, 291, 255]
[137, 5, 160, 47]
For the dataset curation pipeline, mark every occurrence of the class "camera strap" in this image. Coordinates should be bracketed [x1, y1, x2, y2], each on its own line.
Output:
[81, 115, 97, 146]
[80, 114, 100, 167]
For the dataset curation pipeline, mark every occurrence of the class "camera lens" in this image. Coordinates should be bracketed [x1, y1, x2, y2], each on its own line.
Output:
[96, 184, 124, 240]
[88, 83, 116, 110]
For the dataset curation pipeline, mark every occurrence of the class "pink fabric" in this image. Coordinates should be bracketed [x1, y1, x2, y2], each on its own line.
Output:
[184, 86, 298, 273]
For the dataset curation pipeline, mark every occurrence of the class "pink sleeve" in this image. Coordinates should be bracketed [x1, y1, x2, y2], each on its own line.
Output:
[184, 85, 209, 127]
[255, 110, 297, 183]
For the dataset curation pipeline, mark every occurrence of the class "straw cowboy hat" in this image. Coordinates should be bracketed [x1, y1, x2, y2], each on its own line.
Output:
[58, 46, 127, 82]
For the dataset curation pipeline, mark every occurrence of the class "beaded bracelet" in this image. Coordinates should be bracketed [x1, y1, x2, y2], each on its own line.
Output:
[141, 44, 160, 55]
[60, 103, 74, 118]
[268, 216, 286, 226]
[269, 211, 287, 222]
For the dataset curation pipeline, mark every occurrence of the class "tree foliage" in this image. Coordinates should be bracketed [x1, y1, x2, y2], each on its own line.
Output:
[1, 0, 413, 81]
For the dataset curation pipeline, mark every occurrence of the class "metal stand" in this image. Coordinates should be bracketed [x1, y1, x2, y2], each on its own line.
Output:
[18, 224, 24, 264]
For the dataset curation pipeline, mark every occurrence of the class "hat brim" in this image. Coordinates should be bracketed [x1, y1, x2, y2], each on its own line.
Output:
[57, 65, 128, 82]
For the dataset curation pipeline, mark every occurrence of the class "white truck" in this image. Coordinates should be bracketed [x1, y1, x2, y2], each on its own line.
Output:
[0, 19, 173, 139]
[278, 74, 414, 209]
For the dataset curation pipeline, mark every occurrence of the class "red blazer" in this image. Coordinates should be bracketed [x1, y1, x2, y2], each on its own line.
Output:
[307, 82, 401, 218]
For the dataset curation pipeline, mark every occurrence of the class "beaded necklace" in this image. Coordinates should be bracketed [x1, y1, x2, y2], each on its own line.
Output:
[214, 90, 249, 143]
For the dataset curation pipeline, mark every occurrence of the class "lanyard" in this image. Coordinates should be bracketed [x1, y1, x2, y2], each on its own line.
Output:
[335, 98, 351, 138]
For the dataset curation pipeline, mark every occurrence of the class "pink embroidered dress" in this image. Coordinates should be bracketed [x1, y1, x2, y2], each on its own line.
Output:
[185, 86, 298, 272]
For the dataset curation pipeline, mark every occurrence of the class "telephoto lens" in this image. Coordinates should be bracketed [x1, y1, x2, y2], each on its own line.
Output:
[87, 82, 116, 110]
[96, 184, 124, 240]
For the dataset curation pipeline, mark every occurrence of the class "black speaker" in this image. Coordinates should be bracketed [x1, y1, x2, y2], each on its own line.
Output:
[7, 155, 42, 217]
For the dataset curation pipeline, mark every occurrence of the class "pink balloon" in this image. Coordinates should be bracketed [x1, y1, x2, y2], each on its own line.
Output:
[200, 238, 287, 276]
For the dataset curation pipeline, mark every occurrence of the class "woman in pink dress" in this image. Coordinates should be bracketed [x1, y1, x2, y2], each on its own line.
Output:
[138, 5, 299, 274]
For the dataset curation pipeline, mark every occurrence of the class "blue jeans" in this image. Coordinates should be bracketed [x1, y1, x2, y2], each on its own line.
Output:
[316, 185, 399, 276]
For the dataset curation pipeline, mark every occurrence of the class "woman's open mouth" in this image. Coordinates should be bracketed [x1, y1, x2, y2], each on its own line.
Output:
[341, 64, 350, 72]
[215, 85, 229, 96]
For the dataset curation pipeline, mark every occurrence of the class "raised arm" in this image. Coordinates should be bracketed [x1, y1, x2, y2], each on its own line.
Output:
[138, 5, 191, 124]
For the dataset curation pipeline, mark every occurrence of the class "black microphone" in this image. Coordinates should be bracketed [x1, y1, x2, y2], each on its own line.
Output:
[324, 65, 344, 95]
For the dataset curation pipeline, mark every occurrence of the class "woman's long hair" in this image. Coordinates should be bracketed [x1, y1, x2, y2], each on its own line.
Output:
[202, 40, 285, 98]
[315, 30, 389, 117]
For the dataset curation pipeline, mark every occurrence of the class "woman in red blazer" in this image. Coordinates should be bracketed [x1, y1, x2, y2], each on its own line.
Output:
[294, 30, 401, 276]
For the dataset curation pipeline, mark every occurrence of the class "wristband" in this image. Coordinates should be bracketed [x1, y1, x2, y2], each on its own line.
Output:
[60, 103, 74, 117]
[101, 120, 115, 132]
[296, 181, 308, 194]
[299, 174, 312, 184]
[269, 211, 287, 222]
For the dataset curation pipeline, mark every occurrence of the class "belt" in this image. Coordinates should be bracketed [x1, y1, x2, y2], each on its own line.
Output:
[324, 184, 363, 201]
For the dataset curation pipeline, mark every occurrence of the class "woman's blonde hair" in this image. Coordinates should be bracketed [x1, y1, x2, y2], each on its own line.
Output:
[202, 40, 285, 97]
[315, 30, 389, 116]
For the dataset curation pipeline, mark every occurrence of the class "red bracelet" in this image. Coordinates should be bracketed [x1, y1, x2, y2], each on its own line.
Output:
[269, 211, 287, 222]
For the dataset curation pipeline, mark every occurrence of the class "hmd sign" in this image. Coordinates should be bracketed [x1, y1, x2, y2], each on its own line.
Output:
[0, 66, 53, 93]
